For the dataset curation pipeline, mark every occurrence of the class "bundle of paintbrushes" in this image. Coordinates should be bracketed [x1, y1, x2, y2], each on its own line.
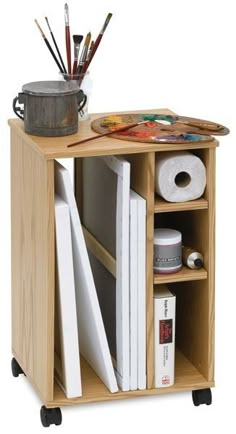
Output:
[35, 4, 112, 86]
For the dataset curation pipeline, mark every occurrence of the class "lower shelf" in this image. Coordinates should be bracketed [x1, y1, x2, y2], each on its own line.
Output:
[46, 349, 214, 407]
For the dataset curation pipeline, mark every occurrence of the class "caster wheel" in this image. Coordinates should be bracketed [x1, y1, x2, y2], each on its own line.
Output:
[192, 388, 212, 406]
[40, 406, 62, 427]
[11, 358, 24, 377]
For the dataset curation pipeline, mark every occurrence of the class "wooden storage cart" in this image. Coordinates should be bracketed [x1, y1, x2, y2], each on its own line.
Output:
[9, 109, 215, 427]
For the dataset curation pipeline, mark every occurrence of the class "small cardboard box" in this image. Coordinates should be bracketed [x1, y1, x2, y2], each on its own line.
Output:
[154, 285, 176, 388]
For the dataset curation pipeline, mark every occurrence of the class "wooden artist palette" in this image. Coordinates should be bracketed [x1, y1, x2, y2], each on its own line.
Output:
[91, 114, 229, 144]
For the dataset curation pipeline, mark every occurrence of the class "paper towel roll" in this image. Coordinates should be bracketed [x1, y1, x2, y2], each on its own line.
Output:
[155, 151, 206, 202]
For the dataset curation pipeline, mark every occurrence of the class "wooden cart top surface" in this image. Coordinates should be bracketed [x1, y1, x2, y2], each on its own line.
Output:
[8, 108, 218, 160]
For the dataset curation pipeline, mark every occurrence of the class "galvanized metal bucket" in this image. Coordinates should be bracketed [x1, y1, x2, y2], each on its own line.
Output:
[13, 81, 87, 137]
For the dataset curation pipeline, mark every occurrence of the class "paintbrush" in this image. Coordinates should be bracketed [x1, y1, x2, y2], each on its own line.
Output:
[72, 35, 83, 75]
[67, 121, 147, 148]
[87, 40, 94, 60]
[64, 3, 72, 74]
[77, 32, 91, 74]
[45, 17, 67, 73]
[35, 19, 64, 73]
[79, 12, 112, 83]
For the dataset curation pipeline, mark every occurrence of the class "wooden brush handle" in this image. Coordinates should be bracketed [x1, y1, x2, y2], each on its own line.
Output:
[72, 61, 78, 75]
[81, 34, 102, 76]
[67, 122, 142, 148]
[51, 32, 67, 73]
[44, 39, 64, 73]
[66, 26, 71, 74]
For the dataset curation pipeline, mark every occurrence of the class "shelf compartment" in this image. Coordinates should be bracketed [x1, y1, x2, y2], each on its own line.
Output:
[153, 266, 207, 285]
[154, 195, 208, 213]
[48, 349, 213, 407]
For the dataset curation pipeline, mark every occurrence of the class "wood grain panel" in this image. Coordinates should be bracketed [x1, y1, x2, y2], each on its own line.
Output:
[154, 196, 208, 213]
[206, 148, 215, 382]
[125, 152, 155, 389]
[11, 129, 55, 402]
[154, 266, 207, 284]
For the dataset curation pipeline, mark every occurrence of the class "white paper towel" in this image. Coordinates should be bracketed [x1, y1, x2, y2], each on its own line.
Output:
[155, 151, 206, 203]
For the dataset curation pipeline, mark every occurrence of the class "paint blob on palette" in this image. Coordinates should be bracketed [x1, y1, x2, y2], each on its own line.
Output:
[91, 113, 229, 144]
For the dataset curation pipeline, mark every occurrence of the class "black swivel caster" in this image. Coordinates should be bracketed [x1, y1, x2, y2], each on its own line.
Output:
[40, 406, 62, 427]
[192, 388, 212, 406]
[11, 357, 24, 377]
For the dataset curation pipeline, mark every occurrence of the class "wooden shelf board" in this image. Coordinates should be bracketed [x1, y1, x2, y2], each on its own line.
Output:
[46, 350, 213, 407]
[154, 195, 208, 213]
[154, 266, 207, 285]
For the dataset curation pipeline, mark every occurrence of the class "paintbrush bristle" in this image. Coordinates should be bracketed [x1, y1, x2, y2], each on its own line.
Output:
[73, 34, 83, 44]
[84, 32, 91, 45]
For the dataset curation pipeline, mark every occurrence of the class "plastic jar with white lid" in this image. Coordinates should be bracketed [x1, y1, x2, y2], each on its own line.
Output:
[154, 228, 182, 274]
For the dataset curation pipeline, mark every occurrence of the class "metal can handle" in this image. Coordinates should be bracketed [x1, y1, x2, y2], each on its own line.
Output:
[77, 89, 87, 113]
[13, 94, 24, 120]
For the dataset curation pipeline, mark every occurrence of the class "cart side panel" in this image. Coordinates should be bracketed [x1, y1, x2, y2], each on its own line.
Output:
[11, 128, 55, 402]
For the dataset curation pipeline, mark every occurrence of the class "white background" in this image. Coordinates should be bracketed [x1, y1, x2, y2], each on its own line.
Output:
[0, 0, 235, 431]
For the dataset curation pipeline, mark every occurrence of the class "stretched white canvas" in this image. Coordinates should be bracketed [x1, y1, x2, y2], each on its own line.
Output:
[130, 190, 147, 389]
[129, 191, 138, 390]
[54, 194, 82, 398]
[137, 192, 147, 390]
[83, 156, 130, 391]
[55, 162, 118, 394]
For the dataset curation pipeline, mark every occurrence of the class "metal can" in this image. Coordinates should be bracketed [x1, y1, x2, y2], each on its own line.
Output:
[154, 228, 182, 274]
[13, 81, 86, 137]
